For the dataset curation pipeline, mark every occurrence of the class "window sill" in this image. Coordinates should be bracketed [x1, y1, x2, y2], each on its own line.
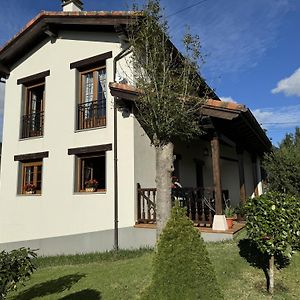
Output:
[74, 190, 107, 195]
[19, 136, 44, 142]
[18, 193, 42, 197]
[75, 126, 106, 133]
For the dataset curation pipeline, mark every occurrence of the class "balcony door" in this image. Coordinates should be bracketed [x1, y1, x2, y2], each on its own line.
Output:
[22, 82, 45, 138]
[78, 66, 107, 129]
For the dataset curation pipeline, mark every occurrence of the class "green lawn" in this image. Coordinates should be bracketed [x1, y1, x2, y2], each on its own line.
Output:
[8, 232, 300, 299]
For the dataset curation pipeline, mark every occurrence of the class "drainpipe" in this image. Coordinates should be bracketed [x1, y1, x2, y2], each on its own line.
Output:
[113, 45, 132, 250]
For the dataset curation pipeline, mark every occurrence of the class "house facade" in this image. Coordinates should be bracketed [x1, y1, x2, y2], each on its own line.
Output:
[0, 1, 271, 255]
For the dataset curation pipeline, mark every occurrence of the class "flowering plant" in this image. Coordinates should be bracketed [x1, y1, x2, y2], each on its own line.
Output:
[85, 179, 98, 188]
[24, 184, 36, 192]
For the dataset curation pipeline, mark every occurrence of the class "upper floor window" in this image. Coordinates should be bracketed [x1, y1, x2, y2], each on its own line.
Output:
[21, 81, 45, 138]
[78, 66, 107, 130]
[17, 70, 50, 139]
[70, 51, 112, 131]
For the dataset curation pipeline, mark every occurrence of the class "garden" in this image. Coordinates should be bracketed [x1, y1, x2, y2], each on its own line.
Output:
[2, 233, 300, 300]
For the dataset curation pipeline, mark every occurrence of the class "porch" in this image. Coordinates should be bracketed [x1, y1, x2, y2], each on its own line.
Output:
[109, 83, 272, 231]
[135, 185, 245, 240]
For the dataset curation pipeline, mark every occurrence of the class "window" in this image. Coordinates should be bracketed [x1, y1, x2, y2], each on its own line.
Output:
[18, 70, 49, 139]
[21, 80, 45, 138]
[21, 160, 43, 195]
[76, 153, 106, 192]
[77, 66, 107, 130]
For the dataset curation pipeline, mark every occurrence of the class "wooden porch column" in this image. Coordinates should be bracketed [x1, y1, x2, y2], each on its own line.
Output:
[251, 154, 259, 197]
[211, 135, 223, 215]
[237, 147, 246, 203]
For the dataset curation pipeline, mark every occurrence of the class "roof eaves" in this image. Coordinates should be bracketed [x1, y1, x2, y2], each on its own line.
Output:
[0, 11, 137, 57]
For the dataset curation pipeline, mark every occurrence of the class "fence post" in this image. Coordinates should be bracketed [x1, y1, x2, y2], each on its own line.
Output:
[137, 183, 141, 223]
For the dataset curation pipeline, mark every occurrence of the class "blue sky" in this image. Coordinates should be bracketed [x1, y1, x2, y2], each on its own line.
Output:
[0, 0, 299, 144]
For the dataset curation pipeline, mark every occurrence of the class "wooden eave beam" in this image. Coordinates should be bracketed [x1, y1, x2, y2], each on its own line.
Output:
[0, 63, 10, 77]
[201, 107, 240, 120]
[43, 25, 58, 38]
[240, 113, 271, 153]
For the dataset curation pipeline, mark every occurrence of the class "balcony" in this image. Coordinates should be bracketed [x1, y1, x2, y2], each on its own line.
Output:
[77, 100, 106, 130]
[21, 112, 44, 139]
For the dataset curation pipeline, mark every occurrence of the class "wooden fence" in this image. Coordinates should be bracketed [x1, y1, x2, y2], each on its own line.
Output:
[137, 184, 218, 226]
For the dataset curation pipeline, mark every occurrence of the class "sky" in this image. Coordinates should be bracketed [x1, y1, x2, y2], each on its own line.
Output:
[0, 0, 299, 145]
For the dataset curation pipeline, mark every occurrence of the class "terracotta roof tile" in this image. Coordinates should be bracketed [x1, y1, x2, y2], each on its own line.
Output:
[109, 82, 139, 93]
[109, 84, 249, 111]
[206, 99, 246, 111]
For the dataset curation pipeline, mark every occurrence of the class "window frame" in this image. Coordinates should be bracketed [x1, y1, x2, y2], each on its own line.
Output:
[21, 80, 45, 139]
[75, 152, 107, 193]
[24, 81, 45, 115]
[20, 160, 43, 195]
[77, 65, 107, 130]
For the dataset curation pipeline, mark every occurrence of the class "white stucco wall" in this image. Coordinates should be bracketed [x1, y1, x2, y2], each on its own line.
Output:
[0, 31, 136, 243]
[244, 151, 255, 199]
[133, 119, 156, 189]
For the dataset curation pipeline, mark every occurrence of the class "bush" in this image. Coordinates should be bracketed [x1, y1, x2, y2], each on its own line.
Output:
[245, 192, 300, 257]
[141, 203, 223, 300]
[245, 192, 300, 294]
[0, 248, 37, 299]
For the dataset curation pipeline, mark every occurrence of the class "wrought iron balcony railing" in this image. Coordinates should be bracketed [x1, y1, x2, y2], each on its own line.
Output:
[77, 100, 106, 130]
[21, 112, 44, 139]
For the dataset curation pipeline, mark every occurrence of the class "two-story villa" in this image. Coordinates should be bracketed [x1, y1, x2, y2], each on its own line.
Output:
[0, 0, 271, 255]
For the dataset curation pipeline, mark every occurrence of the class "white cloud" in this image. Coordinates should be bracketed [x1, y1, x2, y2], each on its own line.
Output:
[220, 96, 237, 103]
[253, 104, 300, 129]
[271, 67, 300, 96]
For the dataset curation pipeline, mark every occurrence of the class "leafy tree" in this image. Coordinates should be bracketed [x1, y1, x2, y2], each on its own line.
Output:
[263, 127, 300, 197]
[128, 0, 210, 237]
[245, 192, 300, 295]
[141, 202, 223, 299]
[0, 248, 37, 299]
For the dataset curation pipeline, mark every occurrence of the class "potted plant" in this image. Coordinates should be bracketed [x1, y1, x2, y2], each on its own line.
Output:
[24, 183, 36, 194]
[224, 206, 235, 229]
[235, 202, 246, 221]
[85, 179, 98, 192]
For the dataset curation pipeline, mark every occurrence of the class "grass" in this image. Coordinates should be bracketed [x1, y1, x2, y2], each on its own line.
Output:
[8, 231, 300, 300]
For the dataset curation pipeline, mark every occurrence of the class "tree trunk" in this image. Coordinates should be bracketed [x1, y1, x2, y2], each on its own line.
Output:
[268, 255, 274, 294]
[155, 142, 174, 240]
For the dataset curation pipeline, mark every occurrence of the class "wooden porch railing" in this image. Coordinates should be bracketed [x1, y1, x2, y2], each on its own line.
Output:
[137, 184, 217, 226]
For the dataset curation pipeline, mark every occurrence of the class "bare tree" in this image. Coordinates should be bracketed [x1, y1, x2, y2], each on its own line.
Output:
[128, 0, 210, 237]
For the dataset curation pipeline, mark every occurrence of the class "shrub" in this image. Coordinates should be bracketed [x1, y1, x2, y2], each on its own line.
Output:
[245, 192, 300, 256]
[141, 203, 223, 300]
[0, 248, 37, 299]
[245, 192, 300, 294]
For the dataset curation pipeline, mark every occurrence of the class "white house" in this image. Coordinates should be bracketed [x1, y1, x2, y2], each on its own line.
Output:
[0, 0, 271, 255]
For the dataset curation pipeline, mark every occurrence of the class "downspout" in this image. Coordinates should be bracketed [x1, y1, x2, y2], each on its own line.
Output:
[113, 45, 132, 250]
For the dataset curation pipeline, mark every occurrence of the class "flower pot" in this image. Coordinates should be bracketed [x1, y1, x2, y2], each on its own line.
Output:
[85, 187, 97, 192]
[25, 190, 35, 194]
[226, 217, 234, 229]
